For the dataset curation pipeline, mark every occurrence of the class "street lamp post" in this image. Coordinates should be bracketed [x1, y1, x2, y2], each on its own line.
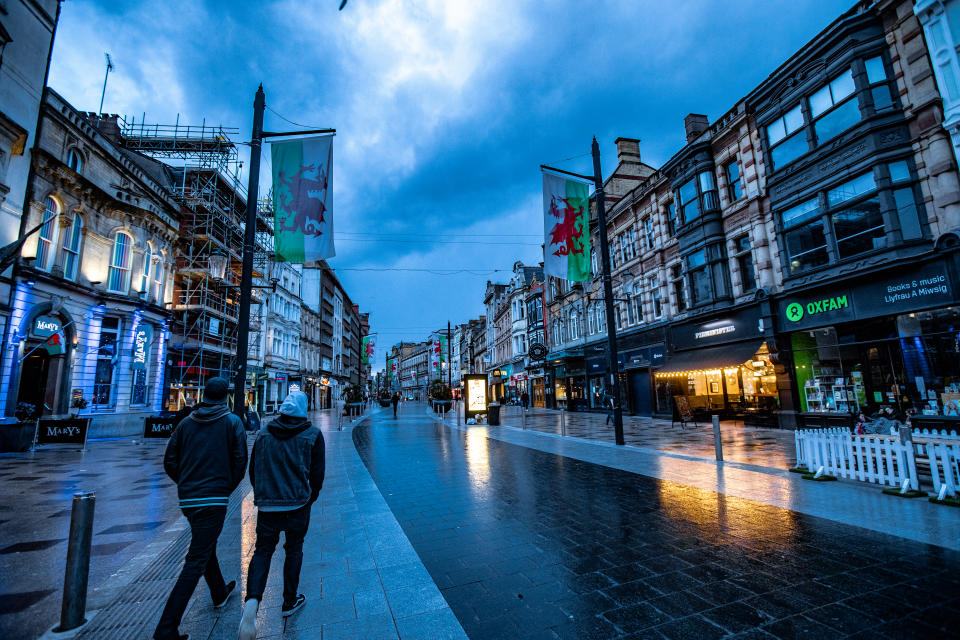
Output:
[232, 84, 336, 417]
[591, 137, 625, 445]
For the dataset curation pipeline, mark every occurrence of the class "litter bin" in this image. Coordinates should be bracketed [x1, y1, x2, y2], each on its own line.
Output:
[487, 403, 500, 426]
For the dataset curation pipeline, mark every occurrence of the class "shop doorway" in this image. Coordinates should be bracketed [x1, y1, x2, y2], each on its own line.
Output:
[628, 370, 652, 416]
[17, 350, 51, 417]
[532, 378, 545, 407]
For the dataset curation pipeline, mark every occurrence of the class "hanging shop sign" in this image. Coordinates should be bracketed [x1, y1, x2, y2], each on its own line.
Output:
[275, 372, 287, 382]
[32, 315, 62, 338]
[320, 376, 330, 386]
[529, 343, 548, 360]
[671, 307, 761, 348]
[143, 416, 177, 439]
[464, 374, 488, 419]
[778, 261, 954, 331]
[131, 324, 154, 371]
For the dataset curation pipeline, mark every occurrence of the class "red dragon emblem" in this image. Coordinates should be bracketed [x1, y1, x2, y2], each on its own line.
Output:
[364, 341, 375, 358]
[547, 196, 585, 258]
[276, 164, 327, 237]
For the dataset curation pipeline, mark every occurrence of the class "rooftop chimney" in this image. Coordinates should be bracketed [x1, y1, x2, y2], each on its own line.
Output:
[88, 113, 122, 143]
[614, 137, 641, 165]
[684, 113, 709, 144]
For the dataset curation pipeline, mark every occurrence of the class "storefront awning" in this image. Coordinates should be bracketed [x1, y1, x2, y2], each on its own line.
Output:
[657, 341, 763, 374]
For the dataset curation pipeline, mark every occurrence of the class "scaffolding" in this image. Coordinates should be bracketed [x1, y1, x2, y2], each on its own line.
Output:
[118, 116, 274, 407]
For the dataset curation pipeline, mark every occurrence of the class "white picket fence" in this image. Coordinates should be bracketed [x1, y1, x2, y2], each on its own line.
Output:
[795, 428, 960, 496]
[926, 441, 960, 498]
[794, 427, 847, 469]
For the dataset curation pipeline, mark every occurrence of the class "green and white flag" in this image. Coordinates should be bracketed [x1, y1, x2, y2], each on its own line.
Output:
[362, 335, 376, 365]
[271, 136, 334, 263]
[542, 171, 590, 282]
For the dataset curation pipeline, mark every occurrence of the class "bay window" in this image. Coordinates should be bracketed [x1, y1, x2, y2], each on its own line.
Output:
[766, 104, 806, 169]
[781, 161, 924, 274]
[809, 69, 858, 145]
[140, 244, 152, 293]
[783, 199, 828, 274]
[685, 244, 728, 306]
[678, 177, 699, 224]
[865, 56, 893, 111]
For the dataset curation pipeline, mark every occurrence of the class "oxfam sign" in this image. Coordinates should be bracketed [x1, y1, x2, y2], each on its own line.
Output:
[785, 295, 850, 323]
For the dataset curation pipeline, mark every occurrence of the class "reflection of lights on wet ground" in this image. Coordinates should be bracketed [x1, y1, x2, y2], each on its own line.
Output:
[465, 426, 490, 488]
[240, 493, 257, 583]
[656, 481, 798, 549]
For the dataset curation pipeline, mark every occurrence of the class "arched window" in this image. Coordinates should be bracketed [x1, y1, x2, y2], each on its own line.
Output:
[107, 232, 133, 293]
[35, 196, 60, 271]
[140, 244, 152, 293]
[60, 213, 83, 281]
[67, 148, 83, 173]
[152, 259, 164, 302]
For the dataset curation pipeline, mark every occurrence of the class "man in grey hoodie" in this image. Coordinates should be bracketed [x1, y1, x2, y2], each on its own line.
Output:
[239, 390, 324, 639]
[155, 377, 247, 640]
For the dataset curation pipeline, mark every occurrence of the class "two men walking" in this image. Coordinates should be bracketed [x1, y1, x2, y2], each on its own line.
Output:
[155, 379, 325, 640]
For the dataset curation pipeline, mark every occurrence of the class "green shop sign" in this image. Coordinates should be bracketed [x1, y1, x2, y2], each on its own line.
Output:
[784, 295, 849, 323]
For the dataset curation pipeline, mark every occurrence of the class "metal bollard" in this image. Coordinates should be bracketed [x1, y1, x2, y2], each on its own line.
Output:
[560, 407, 567, 437]
[712, 415, 724, 462]
[456, 399, 461, 426]
[521, 404, 527, 430]
[56, 491, 96, 632]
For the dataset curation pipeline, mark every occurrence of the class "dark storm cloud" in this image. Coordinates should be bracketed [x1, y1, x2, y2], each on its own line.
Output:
[49, 0, 853, 370]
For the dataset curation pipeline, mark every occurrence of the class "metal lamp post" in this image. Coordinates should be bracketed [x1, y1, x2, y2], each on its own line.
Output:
[232, 85, 335, 416]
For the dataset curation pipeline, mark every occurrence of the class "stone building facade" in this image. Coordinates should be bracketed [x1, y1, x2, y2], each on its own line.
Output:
[2, 90, 176, 435]
[544, 0, 960, 430]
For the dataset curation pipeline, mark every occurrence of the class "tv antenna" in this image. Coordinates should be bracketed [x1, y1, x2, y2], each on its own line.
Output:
[98, 53, 114, 116]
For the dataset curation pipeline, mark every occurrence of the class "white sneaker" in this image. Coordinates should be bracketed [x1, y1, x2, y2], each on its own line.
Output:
[238, 599, 258, 640]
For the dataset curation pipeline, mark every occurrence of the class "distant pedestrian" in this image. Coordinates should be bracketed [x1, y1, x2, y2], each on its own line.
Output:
[603, 390, 615, 425]
[155, 377, 247, 640]
[238, 390, 325, 640]
[520, 391, 529, 411]
[392, 391, 401, 418]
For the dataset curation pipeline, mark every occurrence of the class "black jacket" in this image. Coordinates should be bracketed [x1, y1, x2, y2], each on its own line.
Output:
[164, 403, 247, 509]
[249, 414, 325, 508]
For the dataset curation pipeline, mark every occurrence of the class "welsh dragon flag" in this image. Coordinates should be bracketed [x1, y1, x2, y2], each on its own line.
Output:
[271, 136, 334, 263]
[542, 171, 591, 282]
[361, 335, 376, 365]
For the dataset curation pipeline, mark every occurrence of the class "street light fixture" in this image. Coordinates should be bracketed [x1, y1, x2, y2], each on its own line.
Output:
[208, 249, 229, 281]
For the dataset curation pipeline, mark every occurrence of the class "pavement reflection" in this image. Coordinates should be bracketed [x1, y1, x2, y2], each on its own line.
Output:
[354, 403, 958, 639]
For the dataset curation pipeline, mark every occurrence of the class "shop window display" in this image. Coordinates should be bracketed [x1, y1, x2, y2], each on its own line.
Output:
[789, 308, 960, 417]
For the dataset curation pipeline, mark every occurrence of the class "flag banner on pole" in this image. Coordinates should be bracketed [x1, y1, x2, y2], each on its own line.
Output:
[271, 136, 334, 263]
[411, 370, 417, 383]
[361, 335, 376, 365]
[542, 171, 590, 282]
[386, 358, 394, 384]
[432, 338, 443, 374]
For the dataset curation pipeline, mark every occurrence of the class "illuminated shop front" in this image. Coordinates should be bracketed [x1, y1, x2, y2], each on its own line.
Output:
[655, 307, 781, 424]
[777, 256, 960, 429]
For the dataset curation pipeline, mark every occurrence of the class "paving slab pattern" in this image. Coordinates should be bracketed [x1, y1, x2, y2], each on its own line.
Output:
[354, 404, 960, 640]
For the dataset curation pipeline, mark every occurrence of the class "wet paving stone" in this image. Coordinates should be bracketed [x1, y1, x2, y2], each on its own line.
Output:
[0, 539, 65, 554]
[353, 412, 960, 639]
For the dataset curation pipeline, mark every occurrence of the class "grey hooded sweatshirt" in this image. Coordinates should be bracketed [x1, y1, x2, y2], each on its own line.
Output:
[249, 391, 325, 510]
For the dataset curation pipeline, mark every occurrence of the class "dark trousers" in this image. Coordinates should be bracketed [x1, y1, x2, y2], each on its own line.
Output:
[392, 402, 399, 417]
[154, 506, 228, 640]
[245, 505, 311, 607]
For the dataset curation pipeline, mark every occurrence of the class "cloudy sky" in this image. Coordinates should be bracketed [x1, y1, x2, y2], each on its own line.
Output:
[49, 0, 851, 373]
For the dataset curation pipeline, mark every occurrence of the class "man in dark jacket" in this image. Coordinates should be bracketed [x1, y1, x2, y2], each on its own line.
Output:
[154, 377, 247, 640]
[238, 390, 324, 640]
[391, 391, 401, 418]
